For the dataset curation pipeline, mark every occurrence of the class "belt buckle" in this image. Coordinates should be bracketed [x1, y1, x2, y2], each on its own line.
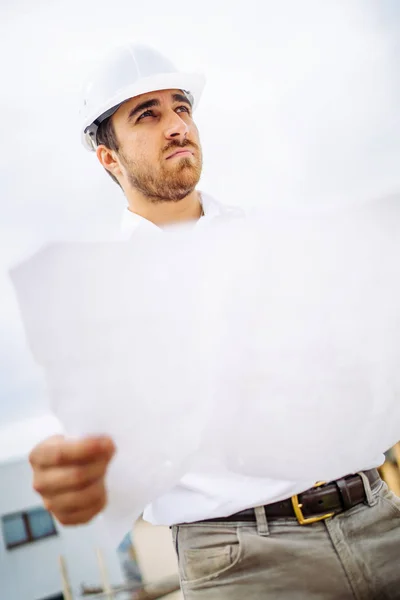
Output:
[291, 481, 334, 525]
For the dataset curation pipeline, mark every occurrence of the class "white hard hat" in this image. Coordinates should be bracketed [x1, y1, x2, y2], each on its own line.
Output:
[80, 43, 206, 151]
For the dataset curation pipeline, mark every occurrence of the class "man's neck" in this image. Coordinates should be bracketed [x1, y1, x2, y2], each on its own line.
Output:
[126, 190, 203, 226]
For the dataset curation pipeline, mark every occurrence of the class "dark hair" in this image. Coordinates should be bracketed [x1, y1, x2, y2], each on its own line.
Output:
[96, 116, 122, 188]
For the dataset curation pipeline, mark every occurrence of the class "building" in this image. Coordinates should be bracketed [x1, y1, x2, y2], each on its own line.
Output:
[0, 455, 125, 600]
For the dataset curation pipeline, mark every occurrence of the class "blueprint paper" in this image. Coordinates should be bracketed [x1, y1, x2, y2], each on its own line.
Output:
[10, 199, 400, 539]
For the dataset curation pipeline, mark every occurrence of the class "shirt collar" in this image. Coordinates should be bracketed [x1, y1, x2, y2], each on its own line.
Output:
[119, 192, 223, 239]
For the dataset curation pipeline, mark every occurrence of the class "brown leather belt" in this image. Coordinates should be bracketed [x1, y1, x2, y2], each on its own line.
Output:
[199, 469, 381, 526]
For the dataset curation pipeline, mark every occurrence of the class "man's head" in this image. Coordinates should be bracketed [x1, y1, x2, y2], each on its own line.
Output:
[80, 43, 205, 203]
[95, 88, 203, 202]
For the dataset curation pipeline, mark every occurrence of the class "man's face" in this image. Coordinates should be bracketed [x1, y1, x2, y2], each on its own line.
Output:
[110, 89, 203, 202]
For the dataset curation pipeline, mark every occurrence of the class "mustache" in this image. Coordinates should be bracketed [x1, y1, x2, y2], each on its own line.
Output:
[162, 138, 199, 154]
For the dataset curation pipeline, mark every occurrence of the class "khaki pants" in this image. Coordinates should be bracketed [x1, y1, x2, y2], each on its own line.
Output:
[172, 478, 400, 599]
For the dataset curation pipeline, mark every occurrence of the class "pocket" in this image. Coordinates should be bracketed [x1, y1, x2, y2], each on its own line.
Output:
[177, 525, 242, 584]
[380, 483, 400, 518]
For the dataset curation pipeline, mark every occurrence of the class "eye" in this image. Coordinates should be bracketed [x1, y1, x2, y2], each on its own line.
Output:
[176, 105, 191, 115]
[137, 109, 155, 121]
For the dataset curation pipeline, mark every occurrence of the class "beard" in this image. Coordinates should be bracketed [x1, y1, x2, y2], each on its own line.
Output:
[121, 140, 203, 203]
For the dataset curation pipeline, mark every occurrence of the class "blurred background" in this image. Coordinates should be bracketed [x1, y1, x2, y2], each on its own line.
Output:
[1, 1, 399, 598]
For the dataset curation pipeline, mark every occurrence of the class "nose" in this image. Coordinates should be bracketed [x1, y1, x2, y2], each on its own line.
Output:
[164, 111, 189, 141]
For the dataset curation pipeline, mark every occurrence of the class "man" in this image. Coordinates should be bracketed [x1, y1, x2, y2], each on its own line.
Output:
[29, 42, 400, 599]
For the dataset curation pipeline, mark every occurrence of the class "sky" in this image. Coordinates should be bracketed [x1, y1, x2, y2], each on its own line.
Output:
[1, 0, 400, 460]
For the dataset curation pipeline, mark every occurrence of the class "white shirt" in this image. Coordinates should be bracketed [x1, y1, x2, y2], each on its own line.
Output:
[120, 192, 385, 526]
[119, 191, 241, 239]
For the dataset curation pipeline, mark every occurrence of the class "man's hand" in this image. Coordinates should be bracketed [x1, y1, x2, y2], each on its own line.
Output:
[29, 435, 115, 526]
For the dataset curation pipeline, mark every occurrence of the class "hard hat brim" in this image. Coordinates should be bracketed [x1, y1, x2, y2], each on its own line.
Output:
[81, 71, 206, 151]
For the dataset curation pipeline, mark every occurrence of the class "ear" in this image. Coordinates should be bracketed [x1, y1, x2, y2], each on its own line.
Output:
[96, 145, 123, 180]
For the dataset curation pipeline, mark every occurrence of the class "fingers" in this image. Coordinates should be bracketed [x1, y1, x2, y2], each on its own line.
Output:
[43, 480, 106, 516]
[33, 459, 109, 496]
[29, 434, 116, 526]
[50, 494, 108, 526]
[29, 435, 115, 469]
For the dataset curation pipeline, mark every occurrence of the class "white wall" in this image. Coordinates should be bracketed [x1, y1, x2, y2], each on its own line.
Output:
[0, 457, 125, 600]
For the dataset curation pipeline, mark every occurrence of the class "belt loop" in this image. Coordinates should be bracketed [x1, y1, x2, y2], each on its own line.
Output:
[357, 471, 377, 507]
[171, 525, 179, 556]
[254, 506, 269, 536]
[335, 478, 353, 510]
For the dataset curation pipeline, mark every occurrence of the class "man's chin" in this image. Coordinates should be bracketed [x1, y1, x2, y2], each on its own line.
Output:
[163, 168, 201, 192]
[167, 181, 199, 200]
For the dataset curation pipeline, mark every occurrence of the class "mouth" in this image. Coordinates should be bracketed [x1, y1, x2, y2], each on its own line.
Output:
[166, 149, 194, 160]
